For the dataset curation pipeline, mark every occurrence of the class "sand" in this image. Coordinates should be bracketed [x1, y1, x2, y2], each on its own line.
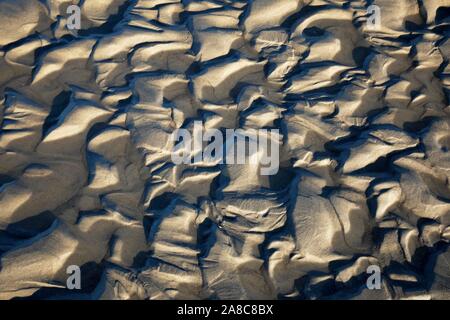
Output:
[0, 0, 449, 300]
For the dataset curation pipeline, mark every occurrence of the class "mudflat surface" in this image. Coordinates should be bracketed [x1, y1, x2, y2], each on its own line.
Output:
[0, 0, 449, 300]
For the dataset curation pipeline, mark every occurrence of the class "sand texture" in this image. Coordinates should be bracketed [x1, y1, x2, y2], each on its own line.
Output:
[0, 0, 449, 300]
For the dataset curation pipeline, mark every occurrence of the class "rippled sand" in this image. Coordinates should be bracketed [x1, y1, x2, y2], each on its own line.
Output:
[0, 0, 449, 300]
